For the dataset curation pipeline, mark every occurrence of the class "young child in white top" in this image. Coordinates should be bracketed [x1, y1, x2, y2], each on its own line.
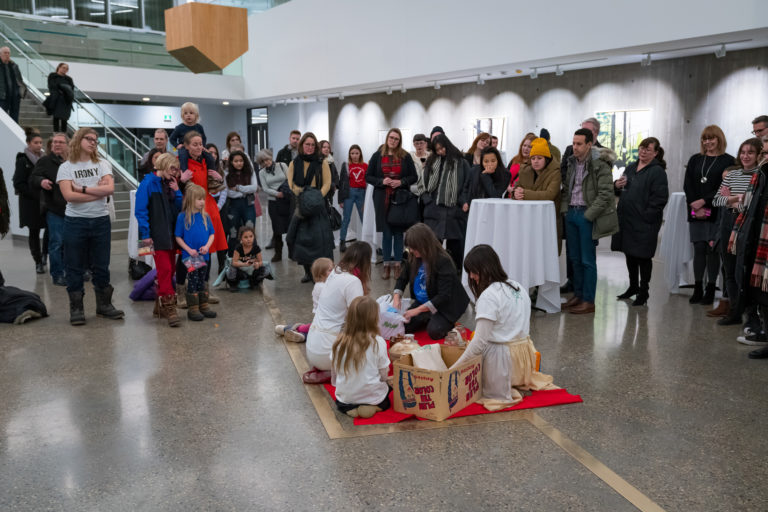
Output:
[274, 257, 334, 343]
[452, 245, 556, 411]
[331, 295, 391, 418]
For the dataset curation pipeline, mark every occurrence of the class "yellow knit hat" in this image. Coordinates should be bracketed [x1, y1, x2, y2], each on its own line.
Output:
[529, 138, 551, 159]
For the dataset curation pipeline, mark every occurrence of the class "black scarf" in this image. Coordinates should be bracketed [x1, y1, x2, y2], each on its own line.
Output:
[292, 154, 323, 189]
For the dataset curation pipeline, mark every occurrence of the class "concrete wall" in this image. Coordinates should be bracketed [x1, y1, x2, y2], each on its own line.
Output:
[267, 100, 329, 153]
[243, 0, 765, 100]
[0, 109, 33, 237]
[328, 48, 768, 194]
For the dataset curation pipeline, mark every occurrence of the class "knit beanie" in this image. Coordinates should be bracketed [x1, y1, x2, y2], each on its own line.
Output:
[539, 128, 551, 141]
[430, 126, 444, 138]
[529, 138, 551, 159]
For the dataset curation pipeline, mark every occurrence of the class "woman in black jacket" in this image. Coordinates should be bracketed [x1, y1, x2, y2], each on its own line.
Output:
[12, 128, 46, 274]
[612, 137, 669, 306]
[422, 133, 471, 271]
[467, 147, 510, 203]
[392, 223, 470, 340]
[683, 125, 734, 304]
[366, 128, 417, 279]
[46, 63, 74, 133]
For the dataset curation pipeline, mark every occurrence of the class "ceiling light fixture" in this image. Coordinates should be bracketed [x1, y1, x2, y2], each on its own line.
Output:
[555, 65, 564, 76]
[530, 68, 538, 79]
[640, 53, 652, 67]
[222, 101, 230, 105]
[142, 97, 150, 101]
[715, 44, 726, 58]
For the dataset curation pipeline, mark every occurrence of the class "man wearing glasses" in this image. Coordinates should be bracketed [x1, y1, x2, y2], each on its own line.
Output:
[752, 115, 768, 138]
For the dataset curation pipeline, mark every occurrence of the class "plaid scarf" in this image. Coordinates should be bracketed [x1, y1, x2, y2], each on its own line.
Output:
[424, 157, 459, 207]
[729, 171, 768, 290]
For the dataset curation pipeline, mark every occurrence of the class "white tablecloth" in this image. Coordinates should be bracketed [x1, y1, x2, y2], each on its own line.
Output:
[360, 184, 382, 262]
[659, 192, 693, 293]
[462, 199, 561, 313]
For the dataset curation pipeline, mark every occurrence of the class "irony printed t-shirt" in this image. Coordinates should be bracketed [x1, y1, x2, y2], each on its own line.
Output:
[56, 159, 113, 218]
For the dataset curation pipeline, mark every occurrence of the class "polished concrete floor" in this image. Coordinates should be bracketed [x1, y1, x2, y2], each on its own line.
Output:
[1, 217, 767, 511]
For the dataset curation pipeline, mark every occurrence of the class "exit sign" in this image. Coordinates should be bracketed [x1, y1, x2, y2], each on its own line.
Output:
[163, 114, 172, 122]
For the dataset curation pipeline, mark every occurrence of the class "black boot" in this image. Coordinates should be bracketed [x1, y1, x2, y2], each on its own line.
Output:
[689, 281, 704, 304]
[35, 261, 45, 274]
[617, 285, 639, 300]
[700, 283, 716, 305]
[271, 237, 283, 262]
[632, 284, 649, 306]
[69, 290, 86, 326]
[748, 346, 768, 359]
[186, 292, 204, 321]
[95, 285, 125, 319]
[339, 240, 347, 253]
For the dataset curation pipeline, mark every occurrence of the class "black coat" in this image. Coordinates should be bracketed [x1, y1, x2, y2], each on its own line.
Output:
[467, 164, 511, 202]
[612, 159, 669, 258]
[395, 253, 469, 324]
[30, 153, 67, 218]
[46, 73, 74, 121]
[286, 186, 334, 265]
[683, 153, 735, 224]
[365, 151, 417, 231]
[275, 144, 294, 165]
[422, 157, 471, 240]
[13, 152, 44, 229]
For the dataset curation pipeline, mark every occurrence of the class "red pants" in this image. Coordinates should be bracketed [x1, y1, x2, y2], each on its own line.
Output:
[154, 249, 176, 296]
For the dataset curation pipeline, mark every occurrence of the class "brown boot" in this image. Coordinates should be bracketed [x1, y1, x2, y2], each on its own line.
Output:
[563, 296, 582, 310]
[381, 263, 391, 280]
[569, 302, 595, 315]
[176, 284, 188, 309]
[392, 262, 402, 279]
[160, 294, 181, 327]
[199, 291, 217, 318]
[186, 292, 203, 321]
[705, 299, 730, 317]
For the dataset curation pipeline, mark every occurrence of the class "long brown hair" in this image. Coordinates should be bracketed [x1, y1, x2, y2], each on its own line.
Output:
[463, 244, 518, 299]
[337, 241, 371, 295]
[378, 128, 408, 159]
[331, 296, 381, 375]
[69, 127, 100, 163]
[403, 223, 453, 283]
[511, 132, 536, 166]
[226, 150, 253, 188]
[225, 131, 241, 151]
[348, 144, 364, 164]
[467, 132, 490, 155]
[298, 132, 320, 158]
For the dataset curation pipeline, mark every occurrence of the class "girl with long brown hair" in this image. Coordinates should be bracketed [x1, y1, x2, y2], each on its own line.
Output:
[331, 296, 391, 418]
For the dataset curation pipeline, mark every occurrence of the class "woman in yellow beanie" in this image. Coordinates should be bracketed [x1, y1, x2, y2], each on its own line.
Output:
[513, 138, 563, 253]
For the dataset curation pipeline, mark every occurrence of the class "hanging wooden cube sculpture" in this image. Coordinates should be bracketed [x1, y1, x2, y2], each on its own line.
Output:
[165, 3, 248, 74]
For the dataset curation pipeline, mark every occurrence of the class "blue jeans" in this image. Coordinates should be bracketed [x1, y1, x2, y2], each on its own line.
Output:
[226, 196, 256, 241]
[64, 215, 111, 293]
[46, 211, 66, 279]
[340, 187, 365, 242]
[381, 223, 404, 264]
[565, 207, 598, 303]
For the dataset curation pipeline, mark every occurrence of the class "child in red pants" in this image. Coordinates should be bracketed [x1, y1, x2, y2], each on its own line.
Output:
[135, 153, 183, 327]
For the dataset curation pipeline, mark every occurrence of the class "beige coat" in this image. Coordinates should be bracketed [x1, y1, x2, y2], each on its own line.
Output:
[516, 158, 563, 254]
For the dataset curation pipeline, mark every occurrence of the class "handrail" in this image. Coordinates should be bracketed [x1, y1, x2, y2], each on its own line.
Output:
[0, 17, 150, 156]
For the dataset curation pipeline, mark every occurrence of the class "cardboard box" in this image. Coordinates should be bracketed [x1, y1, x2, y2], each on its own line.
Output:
[392, 345, 482, 421]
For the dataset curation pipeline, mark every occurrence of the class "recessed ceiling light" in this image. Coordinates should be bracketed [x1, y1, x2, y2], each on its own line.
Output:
[142, 97, 150, 102]
[44, 92, 50, 96]
[222, 101, 230, 105]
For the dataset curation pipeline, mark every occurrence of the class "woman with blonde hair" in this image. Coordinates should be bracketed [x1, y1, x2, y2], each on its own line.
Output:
[57, 127, 123, 325]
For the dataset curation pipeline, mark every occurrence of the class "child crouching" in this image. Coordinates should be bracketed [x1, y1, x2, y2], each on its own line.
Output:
[226, 226, 274, 290]
[275, 257, 333, 342]
[175, 184, 217, 321]
[331, 296, 391, 419]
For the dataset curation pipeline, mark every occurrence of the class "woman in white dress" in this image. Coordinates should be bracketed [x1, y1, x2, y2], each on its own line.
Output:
[451, 244, 556, 410]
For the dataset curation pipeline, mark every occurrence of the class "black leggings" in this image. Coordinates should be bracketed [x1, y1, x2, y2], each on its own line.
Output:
[625, 254, 652, 289]
[692, 241, 720, 285]
[28, 226, 49, 264]
[53, 117, 67, 132]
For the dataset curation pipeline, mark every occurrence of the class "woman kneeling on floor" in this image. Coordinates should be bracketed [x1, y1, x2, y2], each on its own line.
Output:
[392, 223, 469, 340]
[303, 241, 371, 384]
[332, 295, 391, 418]
[451, 245, 557, 410]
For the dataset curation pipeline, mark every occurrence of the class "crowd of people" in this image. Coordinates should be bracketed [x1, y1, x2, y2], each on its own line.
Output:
[6, 85, 768, 361]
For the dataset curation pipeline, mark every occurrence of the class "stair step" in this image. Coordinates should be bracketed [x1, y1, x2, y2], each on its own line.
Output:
[111, 228, 129, 241]
[111, 219, 129, 230]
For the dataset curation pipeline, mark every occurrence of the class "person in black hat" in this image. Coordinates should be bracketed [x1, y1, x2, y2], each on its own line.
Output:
[430, 126, 444, 141]
[539, 128, 561, 162]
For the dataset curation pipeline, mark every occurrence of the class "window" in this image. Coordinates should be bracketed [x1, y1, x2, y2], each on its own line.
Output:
[144, 0, 173, 32]
[111, 0, 141, 28]
[35, 0, 71, 19]
[74, 0, 106, 23]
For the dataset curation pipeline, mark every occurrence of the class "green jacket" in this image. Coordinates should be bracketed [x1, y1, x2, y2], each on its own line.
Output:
[561, 147, 619, 240]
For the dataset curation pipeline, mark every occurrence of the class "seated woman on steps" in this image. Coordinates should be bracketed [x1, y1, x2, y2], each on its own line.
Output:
[451, 244, 557, 411]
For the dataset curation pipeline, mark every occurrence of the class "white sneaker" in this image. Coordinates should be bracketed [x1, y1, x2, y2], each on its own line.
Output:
[285, 329, 306, 343]
[736, 333, 768, 346]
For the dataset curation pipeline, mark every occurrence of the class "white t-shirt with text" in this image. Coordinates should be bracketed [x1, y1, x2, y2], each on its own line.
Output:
[56, 159, 113, 218]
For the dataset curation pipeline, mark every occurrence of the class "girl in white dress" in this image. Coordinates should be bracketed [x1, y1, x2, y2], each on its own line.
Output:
[452, 244, 556, 410]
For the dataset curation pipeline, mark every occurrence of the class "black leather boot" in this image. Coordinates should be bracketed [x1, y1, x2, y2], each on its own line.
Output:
[689, 282, 704, 304]
[69, 290, 86, 326]
[95, 285, 125, 319]
[700, 283, 716, 305]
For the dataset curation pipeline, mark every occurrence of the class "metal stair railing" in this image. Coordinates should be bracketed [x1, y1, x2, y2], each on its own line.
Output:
[0, 17, 150, 188]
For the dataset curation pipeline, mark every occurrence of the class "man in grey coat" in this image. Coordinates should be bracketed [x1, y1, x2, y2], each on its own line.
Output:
[0, 47, 27, 123]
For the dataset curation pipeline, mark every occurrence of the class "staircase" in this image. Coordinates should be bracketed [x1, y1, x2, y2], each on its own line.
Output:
[17, 97, 135, 241]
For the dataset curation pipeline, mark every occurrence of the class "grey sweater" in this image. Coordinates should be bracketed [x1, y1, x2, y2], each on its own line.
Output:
[259, 162, 288, 201]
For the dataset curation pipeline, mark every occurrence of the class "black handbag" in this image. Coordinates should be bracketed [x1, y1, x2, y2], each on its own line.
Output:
[387, 188, 419, 229]
[327, 201, 342, 230]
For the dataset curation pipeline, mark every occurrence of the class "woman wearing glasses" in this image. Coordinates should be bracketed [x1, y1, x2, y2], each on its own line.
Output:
[57, 128, 124, 325]
[683, 125, 735, 305]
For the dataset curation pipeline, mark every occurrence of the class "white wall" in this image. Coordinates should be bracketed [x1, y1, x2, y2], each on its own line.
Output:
[0, 109, 32, 237]
[267, 100, 329, 152]
[243, 0, 766, 100]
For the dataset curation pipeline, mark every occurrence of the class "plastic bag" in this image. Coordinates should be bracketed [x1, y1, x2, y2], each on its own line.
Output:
[182, 254, 207, 272]
[411, 344, 448, 371]
[376, 294, 411, 340]
[137, 239, 155, 257]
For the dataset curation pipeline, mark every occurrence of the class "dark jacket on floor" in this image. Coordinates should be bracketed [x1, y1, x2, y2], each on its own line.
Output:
[13, 152, 43, 229]
[135, 172, 183, 251]
[612, 159, 669, 258]
[395, 253, 469, 324]
[366, 150, 417, 231]
[30, 153, 67, 218]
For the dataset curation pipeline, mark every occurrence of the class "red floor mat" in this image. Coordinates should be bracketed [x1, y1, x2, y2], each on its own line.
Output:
[324, 385, 582, 425]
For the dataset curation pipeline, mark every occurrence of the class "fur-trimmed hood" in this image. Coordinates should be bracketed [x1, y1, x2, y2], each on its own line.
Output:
[592, 145, 617, 165]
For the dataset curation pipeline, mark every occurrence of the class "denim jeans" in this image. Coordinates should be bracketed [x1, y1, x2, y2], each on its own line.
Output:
[64, 215, 111, 293]
[47, 211, 66, 279]
[340, 187, 365, 242]
[565, 207, 598, 303]
[226, 197, 256, 241]
[381, 222, 404, 263]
